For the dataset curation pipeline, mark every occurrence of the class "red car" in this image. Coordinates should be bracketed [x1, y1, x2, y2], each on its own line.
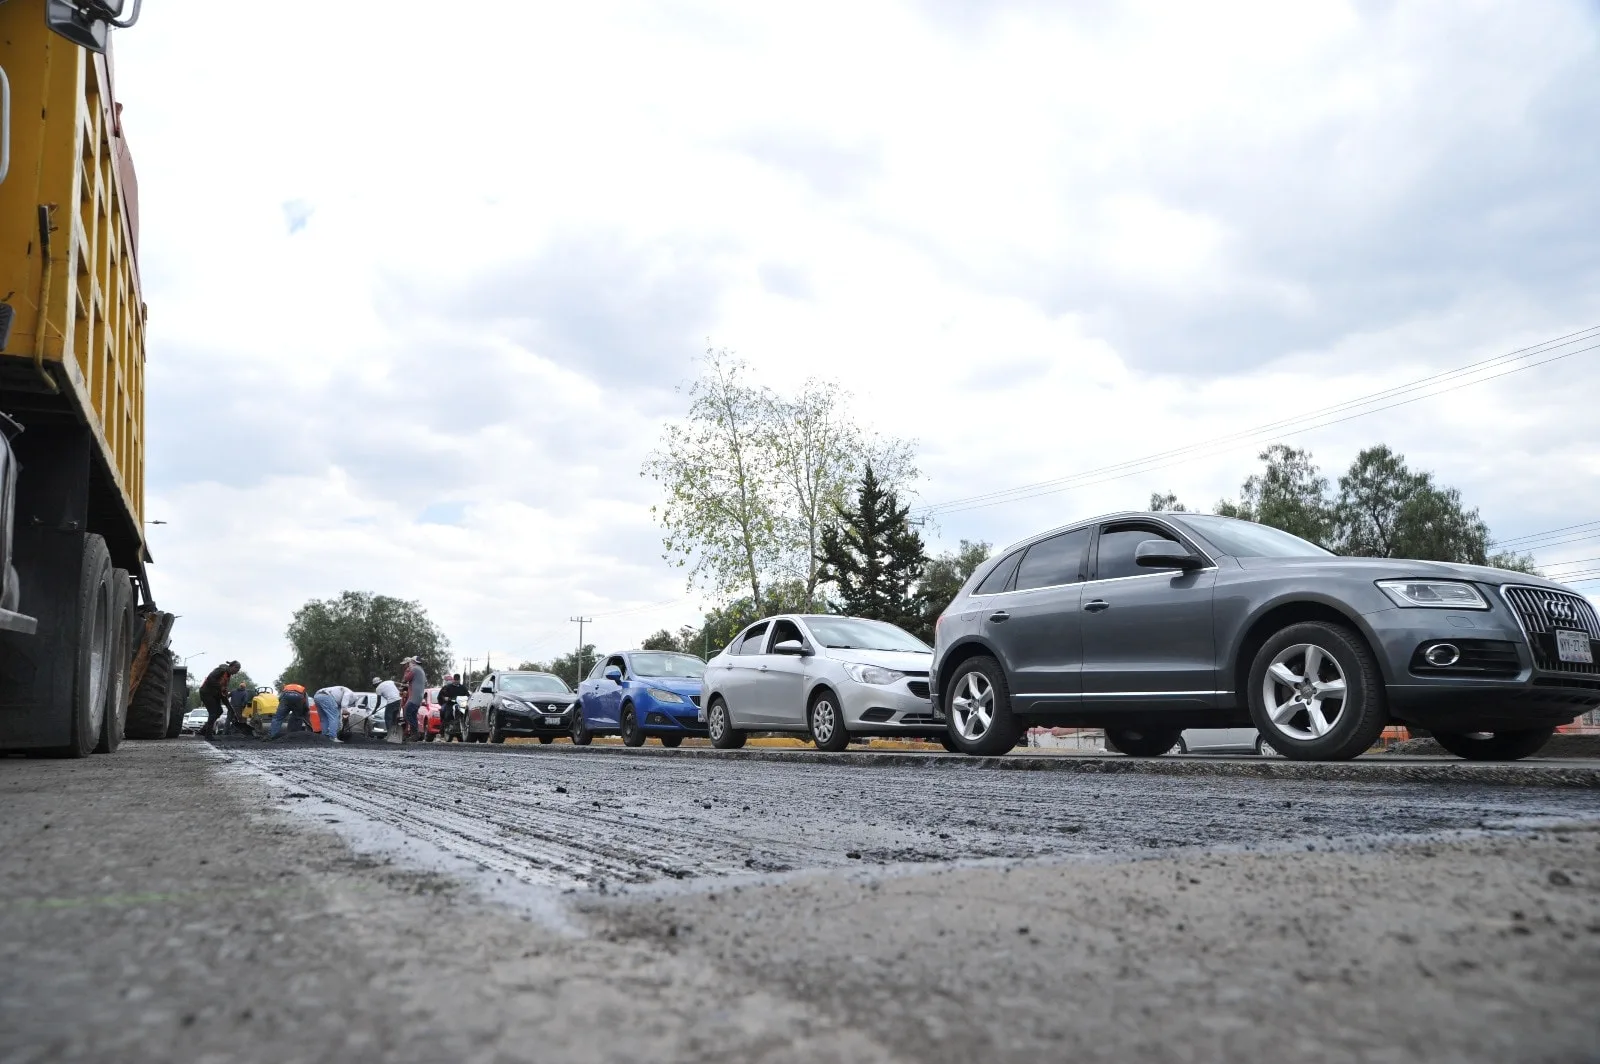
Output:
[399, 685, 444, 742]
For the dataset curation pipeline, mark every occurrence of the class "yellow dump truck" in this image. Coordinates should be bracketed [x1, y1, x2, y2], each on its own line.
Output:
[0, 1, 175, 756]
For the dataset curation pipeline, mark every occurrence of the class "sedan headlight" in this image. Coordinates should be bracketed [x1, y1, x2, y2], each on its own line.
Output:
[646, 687, 685, 704]
[1376, 580, 1489, 610]
[500, 698, 533, 712]
[843, 663, 905, 685]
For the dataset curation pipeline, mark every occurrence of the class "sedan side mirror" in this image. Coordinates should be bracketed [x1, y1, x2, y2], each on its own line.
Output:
[1135, 539, 1205, 570]
[604, 666, 623, 682]
[772, 639, 811, 656]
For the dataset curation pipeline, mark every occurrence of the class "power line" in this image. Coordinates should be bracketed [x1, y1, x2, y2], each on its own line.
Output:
[1493, 518, 1600, 548]
[1539, 556, 1600, 570]
[914, 326, 1600, 518]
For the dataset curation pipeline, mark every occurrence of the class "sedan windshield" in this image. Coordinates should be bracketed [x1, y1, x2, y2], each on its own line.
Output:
[803, 617, 931, 653]
[1181, 515, 1332, 558]
[628, 653, 707, 679]
[499, 673, 572, 695]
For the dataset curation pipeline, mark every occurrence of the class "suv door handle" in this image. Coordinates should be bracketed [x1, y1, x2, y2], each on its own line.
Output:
[989, 611, 1010, 622]
[759, 664, 769, 671]
[1083, 599, 1110, 613]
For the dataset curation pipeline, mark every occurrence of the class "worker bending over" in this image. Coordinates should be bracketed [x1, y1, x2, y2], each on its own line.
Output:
[267, 684, 313, 740]
[198, 660, 241, 737]
[312, 685, 360, 743]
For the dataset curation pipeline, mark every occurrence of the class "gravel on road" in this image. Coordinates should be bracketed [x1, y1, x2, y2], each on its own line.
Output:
[2, 739, 1598, 1064]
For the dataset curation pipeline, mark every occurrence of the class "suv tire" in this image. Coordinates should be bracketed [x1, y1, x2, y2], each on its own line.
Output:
[942, 655, 1020, 757]
[1247, 621, 1386, 761]
[570, 713, 593, 746]
[1432, 726, 1554, 762]
[707, 697, 746, 750]
[1104, 727, 1181, 757]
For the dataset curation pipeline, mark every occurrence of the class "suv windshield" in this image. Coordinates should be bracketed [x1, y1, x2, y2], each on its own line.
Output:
[1181, 515, 1332, 558]
[629, 653, 707, 679]
[499, 673, 572, 695]
[803, 617, 930, 653]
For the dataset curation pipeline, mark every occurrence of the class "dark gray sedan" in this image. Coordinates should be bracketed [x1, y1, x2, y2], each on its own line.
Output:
[930, 512, 1600, 761]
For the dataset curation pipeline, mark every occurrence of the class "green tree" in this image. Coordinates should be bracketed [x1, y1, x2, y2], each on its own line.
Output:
[643, 349, 781, 614]
[914, 539, 991, 642]
[1216, 445, 1334, 546]
[279, 591, 452, 691]
[816, 464, 927, 631]
[644, 348, 918, 617]
[1148, 491, 1187, 512]
[769, 378, 918, 609]
[640, 627, 699, 654]
[1332, 445, 1505, 565]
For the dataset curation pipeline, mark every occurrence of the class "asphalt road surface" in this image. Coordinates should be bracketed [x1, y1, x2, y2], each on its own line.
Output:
[4, 738, 1600, 1063]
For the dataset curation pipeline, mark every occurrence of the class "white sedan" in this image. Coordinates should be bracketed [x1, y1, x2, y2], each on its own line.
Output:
[1178, 728, 1276, 756]
[181, 706, 209, 734]
[702, 615, 943, 751]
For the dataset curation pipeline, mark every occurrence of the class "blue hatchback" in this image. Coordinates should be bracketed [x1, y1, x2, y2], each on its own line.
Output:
[574, 650, 708, 747]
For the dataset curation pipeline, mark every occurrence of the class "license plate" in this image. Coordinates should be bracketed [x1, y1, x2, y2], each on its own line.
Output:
[697, 708, 706, 723]
[1555, 629, 1593, 664]
[544, 716, 562, 726]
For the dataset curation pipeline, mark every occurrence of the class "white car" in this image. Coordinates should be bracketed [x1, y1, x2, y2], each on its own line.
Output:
[181, 706, 209, 734]
[702, 614, 943, 751]
[1177, 728, 1276, 756]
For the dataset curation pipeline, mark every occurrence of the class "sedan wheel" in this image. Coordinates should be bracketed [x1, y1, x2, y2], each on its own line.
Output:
[1432, 726, 1554, 762]
[621, 706, 646, 747]
[489, 712, 505, 744]
[570, 714, 593, 746]
[943, 656, 1018, 756]
[809, 691, 850, 752]
[1255, 736, 1279, 757]
[538, 735, 554, 745]
[1248, 621, 1386, 761]
[659, 734, 683, 748]
[707, 697, 746, 750]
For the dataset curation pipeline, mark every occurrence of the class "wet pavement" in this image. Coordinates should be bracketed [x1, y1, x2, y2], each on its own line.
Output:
[219, 738, 1600, 896]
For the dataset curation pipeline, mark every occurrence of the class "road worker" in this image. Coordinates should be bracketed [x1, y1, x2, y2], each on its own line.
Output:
[312, 685, 361, 743]
[197, 660, 240, 737]
[400, 656, 428, 741]
[374, 675, 402, 742]
[267, 683, 313, 740]
[226, 681, 253, 735]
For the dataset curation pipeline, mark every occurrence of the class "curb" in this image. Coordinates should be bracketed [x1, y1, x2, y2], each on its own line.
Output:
[478, 741, 1600, 790]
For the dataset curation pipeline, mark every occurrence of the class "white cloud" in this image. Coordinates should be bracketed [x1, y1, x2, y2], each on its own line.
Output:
[115, 0, 1600, 678]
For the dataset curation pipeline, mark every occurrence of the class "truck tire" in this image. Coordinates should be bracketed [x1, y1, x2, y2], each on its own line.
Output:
[125, 647, 174, 740]
[165, 669, 187, 739]
[49, 534, 116, 758]
[94, 569, 135, 754]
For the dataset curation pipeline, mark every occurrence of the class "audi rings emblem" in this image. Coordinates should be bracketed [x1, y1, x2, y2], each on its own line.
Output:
[1547, 599, 1577, 623]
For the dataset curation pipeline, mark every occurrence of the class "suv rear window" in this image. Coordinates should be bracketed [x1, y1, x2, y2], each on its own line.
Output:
[974, 552, 1022, 595]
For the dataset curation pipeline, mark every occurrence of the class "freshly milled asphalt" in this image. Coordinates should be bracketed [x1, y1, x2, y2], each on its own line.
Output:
[3, 738, 1599, 1063]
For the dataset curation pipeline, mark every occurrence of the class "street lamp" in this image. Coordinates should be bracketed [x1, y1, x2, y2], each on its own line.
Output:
[180, 651, 206, 665]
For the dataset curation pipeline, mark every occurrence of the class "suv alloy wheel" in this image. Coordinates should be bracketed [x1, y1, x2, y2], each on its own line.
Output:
[1247, 621, 1386, 761]
[943, 655, 1020, 756]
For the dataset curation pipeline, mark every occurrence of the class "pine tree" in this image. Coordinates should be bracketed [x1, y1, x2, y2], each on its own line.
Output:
[816, 464, 927, 630]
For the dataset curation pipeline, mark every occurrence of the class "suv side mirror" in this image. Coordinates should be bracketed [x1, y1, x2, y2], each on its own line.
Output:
[772, 639, 810, 656]
[1135, 539, 1204, 570]
[604, 666, 623, 682]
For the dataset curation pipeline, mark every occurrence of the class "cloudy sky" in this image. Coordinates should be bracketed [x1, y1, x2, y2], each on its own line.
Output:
[113, 0, 1600, 682]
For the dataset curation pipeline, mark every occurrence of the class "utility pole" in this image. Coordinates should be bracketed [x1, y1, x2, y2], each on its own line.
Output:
[464, 657, 476, 685]
[570, 617, 593, 683]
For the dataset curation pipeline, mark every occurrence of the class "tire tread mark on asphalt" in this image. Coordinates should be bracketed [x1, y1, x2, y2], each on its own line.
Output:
[227, 744, 1600, 893]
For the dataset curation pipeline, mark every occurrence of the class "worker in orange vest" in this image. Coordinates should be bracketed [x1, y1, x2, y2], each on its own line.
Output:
[267, 684, 313, 740]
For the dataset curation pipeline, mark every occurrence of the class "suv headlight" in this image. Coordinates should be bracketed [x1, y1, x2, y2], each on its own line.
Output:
[1376, 580, 1489, 610]
[843, 663, 905, 685]
[647, 687, 685, 704]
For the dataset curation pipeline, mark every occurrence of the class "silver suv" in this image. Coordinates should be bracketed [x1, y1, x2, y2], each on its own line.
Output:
[930, 512, 1600, 761]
